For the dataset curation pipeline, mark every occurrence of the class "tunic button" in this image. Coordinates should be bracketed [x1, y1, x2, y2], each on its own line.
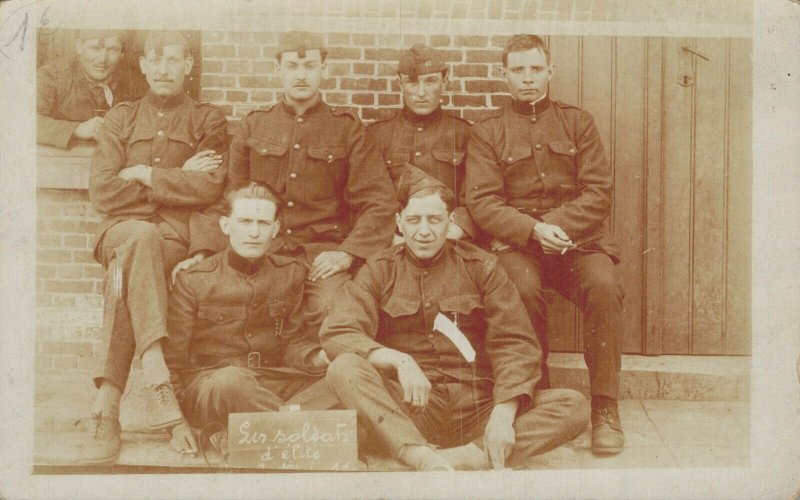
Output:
[153, 157, 161, 163]
[261, 149, 267, 154]
[424, 302, 432, 308]
[293, 143, 301, 150]
[541, 172, 546, 177]
[246, 332, 253, 339]
[569, 148, 576, 154]
[422, 270, 429, 276]
[507, 157, 514, 162]
[158, 112, 165, 117]
[530, 117, 537, 123]
[289, 172, 297, 179]
[386, 160, 392, 165]
[327, 154, 333, 163]
[417, 127, 423, 132]
[286, 229, 292, 235]
[428, 334, 434, 339]
[297, 117, 303, 123]
[415, 151, 422, 157]
[157, 130, 165, 137]
[287, 201, 294, 207]
[452, 158, 458, 164]
[535, 143, 542, 150]
[217, 315, 224, 321]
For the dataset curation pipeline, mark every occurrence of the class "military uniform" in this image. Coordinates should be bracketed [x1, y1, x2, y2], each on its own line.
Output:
[37, 57, 134, 148]
[165, 248, 337, 428]
[465, 95, 625, 397]
[89, 89, 228, 392]
[321, 238, 589, 466]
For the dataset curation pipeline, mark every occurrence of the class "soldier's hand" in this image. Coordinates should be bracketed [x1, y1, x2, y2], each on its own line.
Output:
[171, 253, 208, 286]
[490, 239, 512, 253]
[118, 165, 153, 187]
[483, 401, 517, 470]
[73, 116, 105, 140]
[396, 354, 431, 410]
[532, 222, 576, 254]
[308, 251, 354, 282]
[169, 420, 198, 457]
[446, 223, 465, 241]
[182, 150, 223, 172]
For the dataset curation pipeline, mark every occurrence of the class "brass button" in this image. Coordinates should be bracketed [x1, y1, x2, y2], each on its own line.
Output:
[293, 143, 301, 150]
[507, 157, 514, 162]
[289, 172, 297, 179]
[286, 229, 292, 235]
[424, 302, 432, 308]
[297, 117, 303, 123]
[386, 160, 392, 165]
[157, 130, 165, 137]
[540, 172, 546, 177]
[422, 270, 429, 276]
[287, 201, 294, 207]
[569, 147, 576, 154]
[535, 144, 542, 150]
[153, 157, 161, 163]
[327, 154, 333, 163]
[246, 332, 253, 339]
[158, 112, 165, 117]
[452, 158, 458, 164]
[415, 151, 422, 157]
[530, 117, 537, 123]
[217, 315, 224, 321]
[261, 148, 267, 154]
[417, 127, 423, 132]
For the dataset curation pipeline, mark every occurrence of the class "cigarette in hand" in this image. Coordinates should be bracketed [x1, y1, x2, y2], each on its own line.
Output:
[561, 246, 569, 255]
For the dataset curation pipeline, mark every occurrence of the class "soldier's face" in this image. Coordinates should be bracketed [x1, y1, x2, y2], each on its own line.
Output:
[400, 71, 447, 116]
[139, 45, 193, 97]
[279, 50, 325, 104]
[396, 193, 452, 260]
[505, 48, 554, 103]
[75, 37, 123, 82]
[220, 198, 281, 261]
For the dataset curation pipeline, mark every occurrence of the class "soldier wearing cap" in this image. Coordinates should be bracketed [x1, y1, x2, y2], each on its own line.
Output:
[320, 165, 589, 471]
[38, 29, 135, 148]
[82, 30, 228, 464]
[464, 34, 626, 454]
[181, 31, 396, 334]
[368, 44, 475, 243]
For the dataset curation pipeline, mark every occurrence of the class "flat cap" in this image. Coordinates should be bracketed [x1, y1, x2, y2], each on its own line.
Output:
[77, 29, 127, 45]
[397, 164, 452, 207]
[398, 44, 446, 80]
[143, 30, 188, 55]
[277, 31, 325, 59]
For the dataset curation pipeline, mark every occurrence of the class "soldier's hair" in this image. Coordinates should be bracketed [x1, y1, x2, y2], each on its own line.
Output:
[276, 48, 328, 64]
[404, 186, 455, 213]
[224, 182, 283, 217]
[76, 29, 127, 48]
[398, 69, 448, 84]
[502, 34, 551, 67]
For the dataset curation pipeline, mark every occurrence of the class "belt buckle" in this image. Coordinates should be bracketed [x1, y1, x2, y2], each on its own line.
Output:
[247, 352, 261, 368]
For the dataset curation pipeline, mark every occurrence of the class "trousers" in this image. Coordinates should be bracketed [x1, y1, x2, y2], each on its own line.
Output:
[180, 365, 340, 429]
[326, 353, 589, 468]
[496, 247, 625, 397]
[93, 218, 188, 390]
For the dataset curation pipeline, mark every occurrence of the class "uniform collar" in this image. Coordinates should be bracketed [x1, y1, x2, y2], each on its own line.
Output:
[145, 90, 187, 110]
[225, 246, 267, 275]
[403, 240, 450, 269]
[280, 95, 324, 116]
[510, 94, 551, 116]
[401, 105, 442, 127]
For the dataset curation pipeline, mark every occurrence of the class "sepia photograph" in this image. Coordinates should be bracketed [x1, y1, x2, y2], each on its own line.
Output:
[1, 0, 798, 498]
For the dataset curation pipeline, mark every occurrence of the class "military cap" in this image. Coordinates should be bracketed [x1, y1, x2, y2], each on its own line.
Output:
[143, 30, 188, 56]
[397, 164, 453, 207]
[276, 31, 326, 59]
[76, 29, 127, 46]
[398, 44, 447, 81]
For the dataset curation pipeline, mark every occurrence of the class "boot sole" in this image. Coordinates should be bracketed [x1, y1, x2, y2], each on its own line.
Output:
[76, 449, 121, 466]
[590, 445, 624, 456]
[148, 415, 184, 431]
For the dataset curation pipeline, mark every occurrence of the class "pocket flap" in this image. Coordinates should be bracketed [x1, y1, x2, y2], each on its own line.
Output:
[438, 294, 483, 315]
[385, 151, 410, 167]
[310, 223, 342, 234]
[548, 140, 578, 156]
[247, 137, 288, 156]
[307, 145, 348, 163]
[432, 150, 466, 165]
[380, 295, 420, 318]
[267, 299, 294, 318]
[197, 305, 247, 323]
[500, 146, 533, 164]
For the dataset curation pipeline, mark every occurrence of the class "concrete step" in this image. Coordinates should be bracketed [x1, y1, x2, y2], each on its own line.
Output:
[548, 353, 750, 401]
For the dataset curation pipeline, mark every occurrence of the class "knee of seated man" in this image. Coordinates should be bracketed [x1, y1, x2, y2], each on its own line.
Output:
[326, 353, 369, 386]
[205, 366, 258, 399]
[121, 220, 162, 248]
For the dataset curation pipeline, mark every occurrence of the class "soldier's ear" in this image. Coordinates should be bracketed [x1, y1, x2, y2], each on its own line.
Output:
[496, 65, 507, 80]
[546, 62, 555, 82]
[271, 219, 281, 239]
[184, 55, 194, 76]
[395, 212, 403, 235]
[138, 55, 147, 75]
[448, 212, 457, 225]
[219, 215, 231, 236]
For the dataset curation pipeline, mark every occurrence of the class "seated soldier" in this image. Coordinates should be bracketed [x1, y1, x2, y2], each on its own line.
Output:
[320, 166, 590, 471]
[38, 29, 133, 148]
[165, 182, 337, 455]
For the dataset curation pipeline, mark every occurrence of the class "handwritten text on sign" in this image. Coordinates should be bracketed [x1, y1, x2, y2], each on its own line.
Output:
[227, 410, 358, 470]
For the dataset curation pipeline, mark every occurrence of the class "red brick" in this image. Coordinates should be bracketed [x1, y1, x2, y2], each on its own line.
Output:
[353, 63, 375, 75]
[324, 92, 348, 105]
[37, 233, 61, 247]
[57, 265, 83, 279]
[378, 93, 401, 106]
[44, 280, 94, 294]
[453, 95, 488, 107]
[327, 62, 350, 77]
[237, 45, 261, 58]
[205, 44, 236, 58]
[77, 221, 98, 233]
[377, 63, 399, 77]
[52, 295, 77, 308]
[252, 61, 275, 74]
[439, 49, 465, 63]
[43, 219, 77, 232]
[490, 94, 512, 107]
[454, 35, 488, 48]
[464, 80, 507, 93]
[365, 48, 400, 61]
[94, 281, 103, 294]
[37, 249, 71, 264]
[83, 265, 103, 280]
[377, 34, 401, 47]
[226, 90, 249, 102]
[63, 235, 87, 248]
[453, 64, 489, 78]
[352, 34, 376, 45]
[319, 79, 337, 90]
[201, 89, 225, 102]
[253, 32, 277, 45]
[63, 204, 87, 217]
[327, 33, 350, 45]
[52, 355, 77, 370]
[430, 35, 451, 47]
[204, 31, 226, 43]
[250, 91, 275, 103]
[225, 60, 251, 73]
[43, 341, 93, 357]
[328, 47, 361, 60]
[72, 250, 96, 264]
[340, 78, 388, 91]
[491, 35, 510, 48]
[201, 75, 236, 88]
[36, 355, 52, 370]
[352, 93, 374, 105]
[37, 203, 62, 217]
[203, 60, 224, 73]
[402, 34, 427, 46]
[466, 49, 501, 63]
[228, 31, 253, 44]
[239, 76, 281, 89]
[390, 80, 400, 92]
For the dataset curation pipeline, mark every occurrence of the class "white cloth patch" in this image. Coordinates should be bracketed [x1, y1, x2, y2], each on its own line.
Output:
[433, 312, 476, 363]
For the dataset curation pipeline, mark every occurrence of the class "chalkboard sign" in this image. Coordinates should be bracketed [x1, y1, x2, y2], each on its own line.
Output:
[227, 410, 358, 470]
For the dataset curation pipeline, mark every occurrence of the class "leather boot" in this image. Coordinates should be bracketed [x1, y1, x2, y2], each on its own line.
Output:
[591, 396, 624, 455]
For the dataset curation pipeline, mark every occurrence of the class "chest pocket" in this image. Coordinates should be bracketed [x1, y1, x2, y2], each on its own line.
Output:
[303, 144, 348, 200]
[197, 304, 247, 325]
[437, 294, 485, 333]
[432, 150, 466, 167]
[378, 295, 422, 345]
[247, 137, 288, 185]
[500, 146, 536, 198]
[546, 140, 578, 177]
[267, 299, 294, 336]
